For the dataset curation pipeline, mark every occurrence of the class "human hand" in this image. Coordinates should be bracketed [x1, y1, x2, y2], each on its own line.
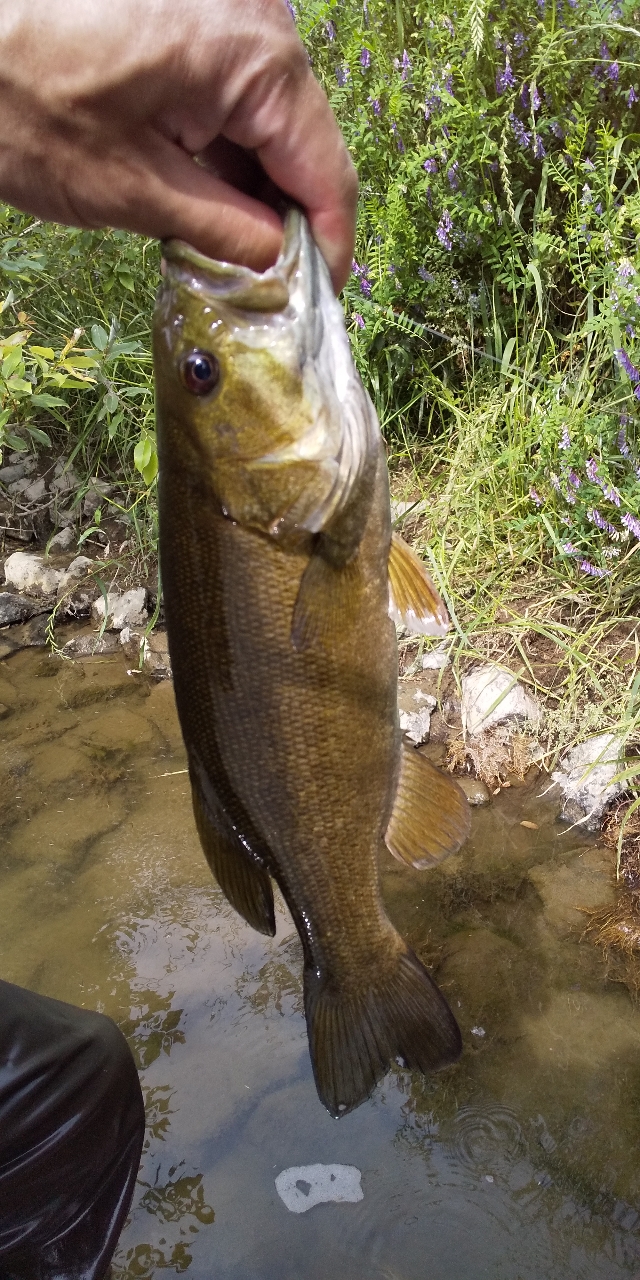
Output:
[0, 0, 357, 290]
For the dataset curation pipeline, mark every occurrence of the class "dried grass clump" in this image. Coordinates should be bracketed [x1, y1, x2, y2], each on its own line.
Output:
[446, 729, 534, 791]
[602, 797, 640, 889]
[581, 892, 640, 999]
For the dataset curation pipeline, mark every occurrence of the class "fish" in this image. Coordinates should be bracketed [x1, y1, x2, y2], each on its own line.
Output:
[153, 209, 470, 1117]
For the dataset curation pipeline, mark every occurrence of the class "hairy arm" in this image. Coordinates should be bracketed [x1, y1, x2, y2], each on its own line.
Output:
[0, 0, 357, 289]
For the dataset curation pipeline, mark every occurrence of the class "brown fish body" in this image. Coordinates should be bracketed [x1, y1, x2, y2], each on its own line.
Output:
[154, 212, 469, 1115]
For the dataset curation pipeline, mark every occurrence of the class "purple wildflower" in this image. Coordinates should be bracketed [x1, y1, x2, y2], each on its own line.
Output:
[619, 427, 630, 456]
[586, 458, 599, 483]
[496, 60, 516, 94]
[531, 84, 541, 112]
[622, 511, 640, 539]
[565, 488, 576, 506]
[595, 202, 603, 216]
[606, 62, 619, 82]
[568, 469, 581, 488]
[600, 40, 611, 60]
[628, 87, 638, 106]
[513, 31, 526, 49]
[442, 16, 455, 36]
[390, 122, 405, 152]
[551, 473, 561, 492]
[550, 121, 565, 139]
[581, 184, 592, 207]
[284, 0, 296, 19]
[353, 313, 365, 329]
[423, 157, 438, 174]
[628, 325, 636, 340]
[325, 20, 336, 40]
[400, 49, 412, 80]
[579, 560, 608, 576]
[520, 84, 530, 109]
[533, 136, 546, 159]
[617, 258, 634, 282]
[418, 267, 434, 282]
[530, 487, 543, 506]
[562, 541, 578, 554]
[336, 64, 349, 87]
[583, 157, 595, 169]
[588, 508, 618, 536]
[603, 481, 622, 506]
[567, 0, 578, 8]
[360, 48, 371, 69]
[369, 96, 381, 115]
[443, 70, 454, 96]
[436, 210, 453, 251]
[447, 162, 459, 191]
[615, 348, 640, 383]
[510, 114, 531, 148]
[559, 425, 571, 450]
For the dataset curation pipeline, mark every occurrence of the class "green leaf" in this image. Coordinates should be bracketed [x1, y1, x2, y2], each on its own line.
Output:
[91, 323, 109, 351]
[29, 345, 55, 359]
[142, 452, 158, 486]
[5, 432, 27, 451]
[30, 393, 67, 408]
[25, 425, 51, 446]
[134, 436, 152, 473]
[527, 261, 544, 325]
[116, 270, 136, 292]
[105, 389, 119, 413]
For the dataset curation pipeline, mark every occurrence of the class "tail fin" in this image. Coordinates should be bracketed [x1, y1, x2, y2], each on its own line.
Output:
[305, 946, 461, 1117]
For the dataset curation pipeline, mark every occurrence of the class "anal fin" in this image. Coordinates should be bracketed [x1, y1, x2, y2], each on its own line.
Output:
[385, 742, 471, 869]
[291, 550, 359, 652]
[190, 770, 275, 936]
[388, 532, 449, 636]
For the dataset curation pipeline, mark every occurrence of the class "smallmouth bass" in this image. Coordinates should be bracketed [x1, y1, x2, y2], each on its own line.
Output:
[153, 210, 470, 1117]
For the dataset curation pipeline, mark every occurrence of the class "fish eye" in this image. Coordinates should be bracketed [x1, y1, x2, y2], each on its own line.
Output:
[180, 349, 220, 396]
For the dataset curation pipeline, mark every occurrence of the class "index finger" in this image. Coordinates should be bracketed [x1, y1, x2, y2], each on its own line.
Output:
[225, 64, 358, 293]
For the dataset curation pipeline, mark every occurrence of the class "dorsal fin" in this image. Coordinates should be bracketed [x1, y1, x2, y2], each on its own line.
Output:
[388, 532, 449, 636]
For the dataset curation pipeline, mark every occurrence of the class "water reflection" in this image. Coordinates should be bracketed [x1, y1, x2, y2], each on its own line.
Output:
[2, 645, 640, 1278]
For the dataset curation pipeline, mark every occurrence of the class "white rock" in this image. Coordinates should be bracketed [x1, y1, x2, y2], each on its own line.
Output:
[83, 478, 113, 518]
[3, 552, 61, 597]
[92, 587, 148, 631]
[23, 476, 47, 503]
[48, 527, 75, 552]
[399, 698, 436, 744]
[551, 733, 625, 829]
[461, 664, 540, 738]
[56, 557, 95, 607]
[422, 642, 450, 670]
[275, 1164, 363, 1214]
[390, 498, 427, 522]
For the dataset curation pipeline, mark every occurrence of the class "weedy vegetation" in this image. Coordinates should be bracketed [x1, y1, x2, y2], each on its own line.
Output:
[0, 0, 639, 770]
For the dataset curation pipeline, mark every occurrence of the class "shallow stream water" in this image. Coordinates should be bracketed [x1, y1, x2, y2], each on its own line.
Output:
[1, 643, 640, 1279]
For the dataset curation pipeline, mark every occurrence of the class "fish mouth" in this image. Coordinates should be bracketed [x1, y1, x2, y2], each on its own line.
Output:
[162, 208, 305, 314]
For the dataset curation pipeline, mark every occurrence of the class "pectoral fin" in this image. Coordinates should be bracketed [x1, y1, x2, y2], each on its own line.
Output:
[388, 532, 449, 636]
[190, 767, 275, 936]
[385, 743, 471, 869]
[291, 550, 360, 652]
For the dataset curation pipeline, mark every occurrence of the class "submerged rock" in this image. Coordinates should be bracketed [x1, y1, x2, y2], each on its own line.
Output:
[458, 776, 491, 806]
[61, 631, 121, 657]
[275, 1164, 363, 1214]
[3, 552, 61, 597]
[552, 734, 626, 830]
[0, 592, 42, 626]
[461, 664, 541, 738]
[92, 587, 148, 631]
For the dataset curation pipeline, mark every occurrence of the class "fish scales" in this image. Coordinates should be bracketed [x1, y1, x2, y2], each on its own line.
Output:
[154, 209, 470, 1116]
